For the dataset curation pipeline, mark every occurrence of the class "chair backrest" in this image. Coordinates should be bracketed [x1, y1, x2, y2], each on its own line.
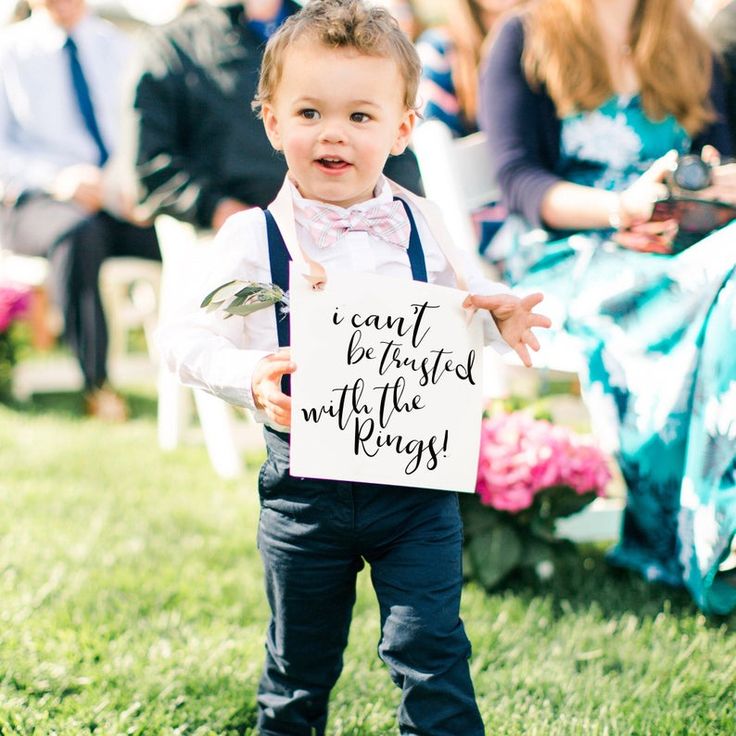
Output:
[411, 120, 500, 257]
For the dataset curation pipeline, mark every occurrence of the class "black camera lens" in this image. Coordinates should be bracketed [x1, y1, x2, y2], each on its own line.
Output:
[671, 154, 712, 191]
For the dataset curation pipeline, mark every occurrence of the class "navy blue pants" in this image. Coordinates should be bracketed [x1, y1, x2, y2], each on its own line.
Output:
[256, 429, 485, 735]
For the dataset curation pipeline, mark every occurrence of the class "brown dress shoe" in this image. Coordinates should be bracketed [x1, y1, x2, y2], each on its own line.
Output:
[84, 386, 129, 422]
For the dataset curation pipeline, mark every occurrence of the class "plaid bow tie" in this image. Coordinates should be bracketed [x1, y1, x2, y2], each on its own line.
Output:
[305, 200, 411, 249]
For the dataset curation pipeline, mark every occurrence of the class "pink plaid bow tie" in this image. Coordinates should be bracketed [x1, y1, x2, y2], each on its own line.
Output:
[305, 200, 411, 249]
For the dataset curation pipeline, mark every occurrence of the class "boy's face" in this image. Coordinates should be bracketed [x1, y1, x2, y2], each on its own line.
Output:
[262, 40, 416, 208]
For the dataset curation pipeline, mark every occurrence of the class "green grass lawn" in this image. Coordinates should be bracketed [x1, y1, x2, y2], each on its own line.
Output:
[1, 387, 734, 735]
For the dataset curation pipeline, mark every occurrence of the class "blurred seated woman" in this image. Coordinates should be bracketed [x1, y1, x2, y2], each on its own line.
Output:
[416, 0, 522, 137]
[480, 0, 736, 614]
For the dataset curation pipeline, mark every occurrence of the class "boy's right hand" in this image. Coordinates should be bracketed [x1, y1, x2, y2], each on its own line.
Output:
[252, 349, 296, 428]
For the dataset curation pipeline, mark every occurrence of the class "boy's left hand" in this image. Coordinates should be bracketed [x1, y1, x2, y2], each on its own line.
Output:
[463, 292, 551, 368]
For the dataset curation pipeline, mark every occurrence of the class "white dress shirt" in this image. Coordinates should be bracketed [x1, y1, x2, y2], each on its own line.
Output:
[0, 10, 131, 195]
[158, 177, 510, 425]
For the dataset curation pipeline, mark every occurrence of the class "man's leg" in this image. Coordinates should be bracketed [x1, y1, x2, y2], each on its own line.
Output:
[3, 197, 159, 394]
[1, 196, 107, 388]
[364, 489, 485, 736]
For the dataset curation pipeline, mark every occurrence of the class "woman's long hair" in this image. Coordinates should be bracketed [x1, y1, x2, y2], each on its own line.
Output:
[445, 0, 489, 126]
[522, 0, 714, 135]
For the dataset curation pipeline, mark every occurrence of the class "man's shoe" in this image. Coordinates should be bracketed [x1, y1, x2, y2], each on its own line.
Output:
[84, 385, 129, 422]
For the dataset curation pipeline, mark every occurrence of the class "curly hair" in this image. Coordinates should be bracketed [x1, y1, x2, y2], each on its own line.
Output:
[253, 0, 421, 115]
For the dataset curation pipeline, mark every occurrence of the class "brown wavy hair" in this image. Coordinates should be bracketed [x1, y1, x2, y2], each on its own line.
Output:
[521, 0, 715, 136]
[446, 0, 522, 125]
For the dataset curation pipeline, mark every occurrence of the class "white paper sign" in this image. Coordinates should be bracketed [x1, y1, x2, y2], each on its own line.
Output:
[289, 264, 484, 493]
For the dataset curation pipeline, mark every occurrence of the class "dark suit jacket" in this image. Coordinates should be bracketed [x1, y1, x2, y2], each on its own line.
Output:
[129, 2, 422, 229]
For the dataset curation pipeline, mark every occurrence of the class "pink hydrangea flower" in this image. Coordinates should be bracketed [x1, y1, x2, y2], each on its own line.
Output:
[475, 411, 611, 512]
[0, 285, 31, 333]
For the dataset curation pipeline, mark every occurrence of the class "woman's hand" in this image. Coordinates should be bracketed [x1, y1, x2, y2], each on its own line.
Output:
[613, 219, 678, 254]
[616, 150, 677, 228]
[252, 349, 295, 428]
[692, 145, 736, 205]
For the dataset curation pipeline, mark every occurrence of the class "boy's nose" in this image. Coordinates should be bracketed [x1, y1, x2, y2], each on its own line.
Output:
[319, 121, 346, 144]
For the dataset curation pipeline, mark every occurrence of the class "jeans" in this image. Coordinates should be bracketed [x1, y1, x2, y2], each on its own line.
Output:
[256, 429, 485, 736]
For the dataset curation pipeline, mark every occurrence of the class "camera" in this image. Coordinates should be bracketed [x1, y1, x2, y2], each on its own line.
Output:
[668, 154, 712, 191]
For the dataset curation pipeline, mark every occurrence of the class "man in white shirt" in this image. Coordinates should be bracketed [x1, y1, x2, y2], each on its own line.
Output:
[0, 0, 160, 420]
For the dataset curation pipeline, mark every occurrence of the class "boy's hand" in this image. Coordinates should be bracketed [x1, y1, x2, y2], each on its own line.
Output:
[463, 292, 551, 368]
[252, 349, 296, 427]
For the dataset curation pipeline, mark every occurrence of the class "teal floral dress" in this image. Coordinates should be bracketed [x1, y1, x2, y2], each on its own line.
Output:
[494, 96, 736, 615]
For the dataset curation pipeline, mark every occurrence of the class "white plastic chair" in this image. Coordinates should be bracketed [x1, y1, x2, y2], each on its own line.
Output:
[412, 120, 622, 540]
[154, 214, 245, 479]
[1, 238, 163, 396]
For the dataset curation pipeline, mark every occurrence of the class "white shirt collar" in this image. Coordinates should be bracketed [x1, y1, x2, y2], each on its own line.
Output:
[29, 9, 94, 51]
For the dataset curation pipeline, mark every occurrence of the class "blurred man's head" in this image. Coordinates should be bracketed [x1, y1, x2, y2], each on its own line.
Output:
[246, 0, 285, 21]
[29, 0, 87, 30]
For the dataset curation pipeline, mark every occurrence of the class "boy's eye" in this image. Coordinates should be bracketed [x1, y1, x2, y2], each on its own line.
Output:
[350, 112, 370, 123]
[299, 109, 320, 120]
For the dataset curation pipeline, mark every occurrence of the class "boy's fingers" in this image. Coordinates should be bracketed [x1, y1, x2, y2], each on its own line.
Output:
[463, 293, 511, 310]
[515, 343, 532, 368]
[261, 352, 296, 379]
[520, 292, 544, 310]
[530, 313, 552, 329]
[524, 330, 540, 352]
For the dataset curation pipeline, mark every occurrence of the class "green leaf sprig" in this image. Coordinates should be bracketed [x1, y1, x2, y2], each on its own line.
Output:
[200, 280, 288, 319]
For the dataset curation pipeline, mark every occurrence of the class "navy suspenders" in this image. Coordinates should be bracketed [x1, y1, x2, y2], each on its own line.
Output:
[264, 197, 427, 396]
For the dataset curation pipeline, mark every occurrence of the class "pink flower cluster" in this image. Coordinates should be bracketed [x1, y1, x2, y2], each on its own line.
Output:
[0, 285, 31, 333]
[476, 411, 611, 512]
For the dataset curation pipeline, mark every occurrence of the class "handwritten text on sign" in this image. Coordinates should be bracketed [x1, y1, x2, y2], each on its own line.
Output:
[289, 267, 483, 493]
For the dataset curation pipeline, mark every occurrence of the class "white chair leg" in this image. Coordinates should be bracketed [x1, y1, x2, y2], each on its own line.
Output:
[157, 363, 191, 451]
[193, 388, 243, 479]
[154, 215, 245, 477]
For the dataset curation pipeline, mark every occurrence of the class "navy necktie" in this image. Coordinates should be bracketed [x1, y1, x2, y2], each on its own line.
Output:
[64, 36, 109, 166]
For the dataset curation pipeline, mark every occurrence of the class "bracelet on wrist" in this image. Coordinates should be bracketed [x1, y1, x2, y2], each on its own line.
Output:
[608, 194, 624, 230]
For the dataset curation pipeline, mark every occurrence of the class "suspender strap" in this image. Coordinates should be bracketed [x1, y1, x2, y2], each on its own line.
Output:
[264, 210, 292, 396]
[394, 197, 427, 283]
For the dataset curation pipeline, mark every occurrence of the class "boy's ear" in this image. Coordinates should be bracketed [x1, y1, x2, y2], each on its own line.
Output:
[390, 108, 416, 156]
[261, 102, 283, 151]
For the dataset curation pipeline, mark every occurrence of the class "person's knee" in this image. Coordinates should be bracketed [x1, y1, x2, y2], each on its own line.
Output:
[379, 605, 471, 676]
[55, 215, 111, 283]
[69, 215, 110, 259]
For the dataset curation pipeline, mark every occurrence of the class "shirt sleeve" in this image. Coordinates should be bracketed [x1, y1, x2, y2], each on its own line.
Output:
[691, 53, 734, 157]
[0, 44, 63, 194]
[156, 209, 277, 415]
[478, 15, 562, 226]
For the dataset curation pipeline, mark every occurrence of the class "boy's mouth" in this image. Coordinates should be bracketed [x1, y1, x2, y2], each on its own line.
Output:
[316, 157, 351, 171]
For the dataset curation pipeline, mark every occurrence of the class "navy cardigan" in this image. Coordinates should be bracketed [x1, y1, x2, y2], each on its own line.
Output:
[478, 15, 733, 228]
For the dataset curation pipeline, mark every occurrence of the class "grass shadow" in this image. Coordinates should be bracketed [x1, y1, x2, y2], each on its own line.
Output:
[485, 544, 736, 629]
[3, 386, 158, 421]
[222, 701, 259, 735]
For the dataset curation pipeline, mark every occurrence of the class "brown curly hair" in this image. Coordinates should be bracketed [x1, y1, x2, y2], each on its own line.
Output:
[253, 0, 421, 116]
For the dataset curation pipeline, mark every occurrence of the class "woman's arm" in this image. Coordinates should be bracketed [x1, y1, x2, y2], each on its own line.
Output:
[478, 15, 561, 227]
[479, 15, 674, 232]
